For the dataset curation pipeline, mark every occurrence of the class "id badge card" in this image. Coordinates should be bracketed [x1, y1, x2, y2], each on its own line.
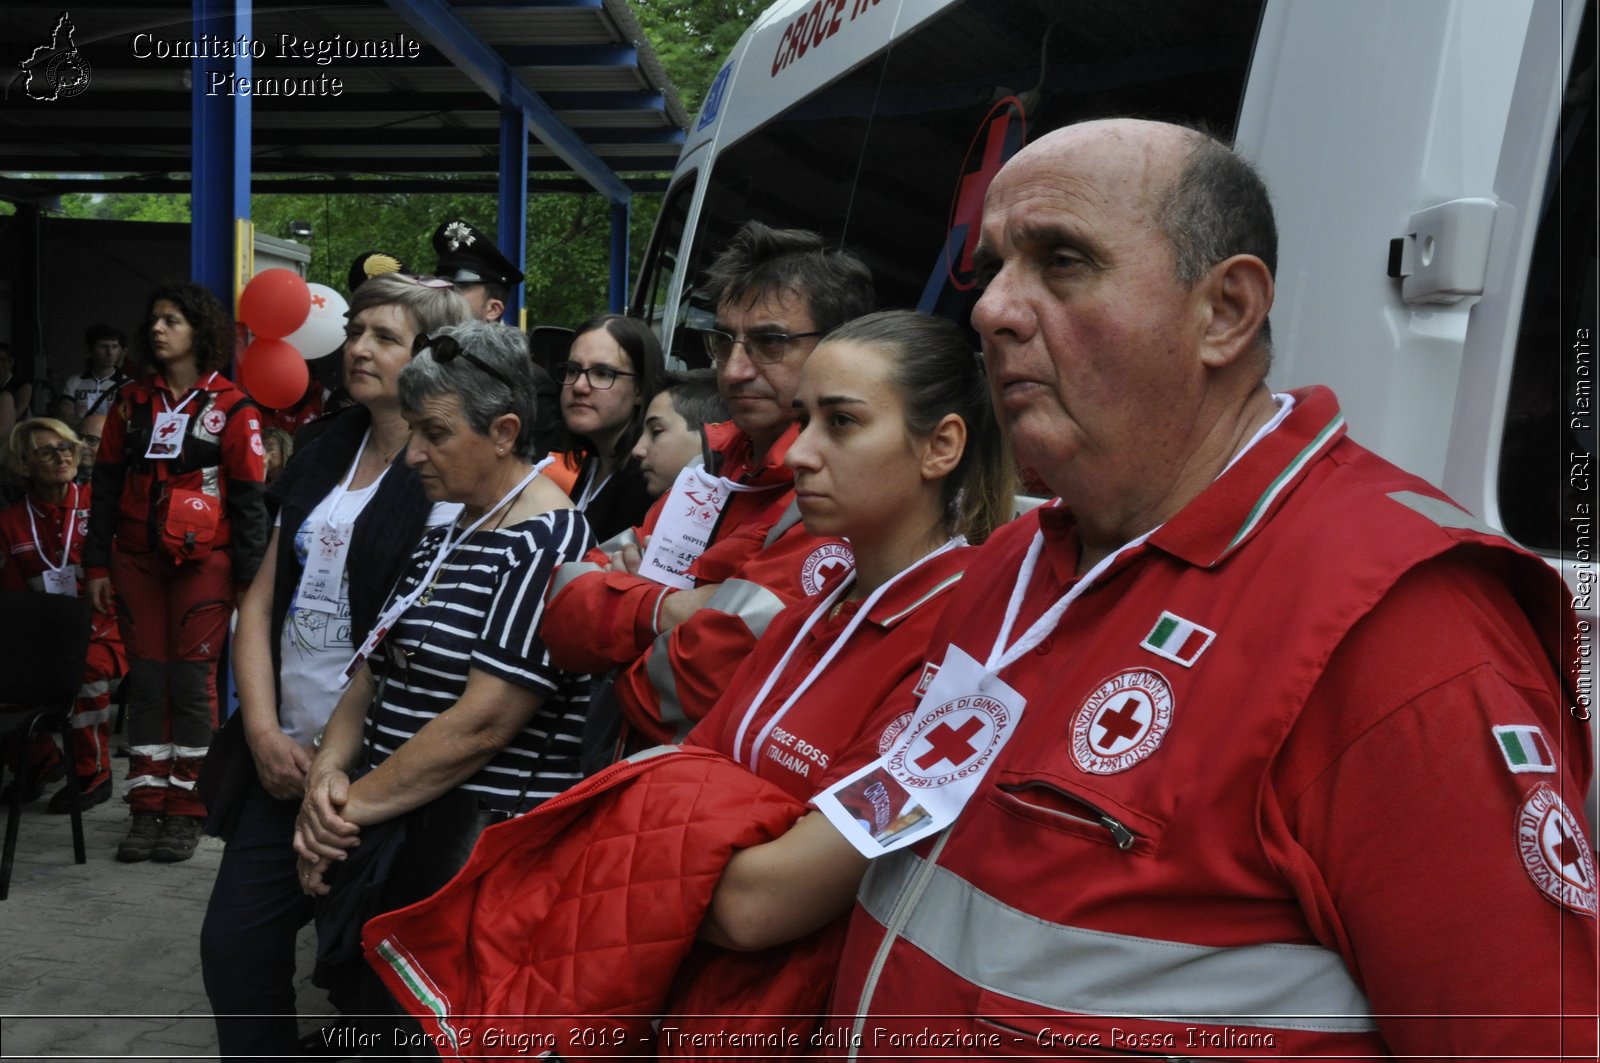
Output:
[296, 520, 353, 614]
[42, 566, 77, 597]
[815, 646, 1025, 858]
[145, 411, 190, 459]
[638, 466, 733, 589]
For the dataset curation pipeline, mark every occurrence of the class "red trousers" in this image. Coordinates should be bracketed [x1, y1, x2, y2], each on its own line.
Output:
[112, 548, 233, 816]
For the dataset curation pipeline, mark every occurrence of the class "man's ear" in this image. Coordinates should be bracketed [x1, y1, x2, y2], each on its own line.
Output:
[1197, 254, 1273, 368]
[920, 412, 967, 482]
[485, 298, 507, 323]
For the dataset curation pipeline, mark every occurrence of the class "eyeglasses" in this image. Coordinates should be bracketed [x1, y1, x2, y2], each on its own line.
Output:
[696, 327, 823, 365]
[412, 333, 517, 390]
[32, 443, 76, 461]
[555, 362, 635, 390]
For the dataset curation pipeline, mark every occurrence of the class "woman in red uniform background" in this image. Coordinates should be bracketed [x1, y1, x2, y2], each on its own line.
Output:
[0, 416, 126, 811]
[86, 282, 268, 864]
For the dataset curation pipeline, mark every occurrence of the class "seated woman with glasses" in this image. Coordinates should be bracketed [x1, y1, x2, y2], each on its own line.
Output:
[201, 272, 471, 1063]
[293, 320, 596, 1022]
[556, 314, 663, 541]
[0, 417, 126, 813]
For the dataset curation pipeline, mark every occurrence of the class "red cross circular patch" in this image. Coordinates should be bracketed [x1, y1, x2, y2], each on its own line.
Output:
[1516, 783, 1596, 916]
[1071, 668, 1175, 775]
[888, 694, 1009, 788]
[201, 406, 227, 435]
[800, 542, 853, 596]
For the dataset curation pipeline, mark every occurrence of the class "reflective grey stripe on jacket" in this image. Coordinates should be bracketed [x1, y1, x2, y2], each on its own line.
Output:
[643, 578, 787, 732]
[597, 526, 642, 555]
[762, 500, 804, 549]
[858, 852, 1378, 1034]
[547, 560, 603, 600]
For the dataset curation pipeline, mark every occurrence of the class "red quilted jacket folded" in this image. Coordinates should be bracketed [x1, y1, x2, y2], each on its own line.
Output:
[363, 745, 843, 1059]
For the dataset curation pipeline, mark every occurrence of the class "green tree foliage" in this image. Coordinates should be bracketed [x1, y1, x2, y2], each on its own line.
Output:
[633, 0, 763, 114]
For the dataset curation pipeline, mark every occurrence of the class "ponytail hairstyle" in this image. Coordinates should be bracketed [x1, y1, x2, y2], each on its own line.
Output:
[822, 310, 1014, 543]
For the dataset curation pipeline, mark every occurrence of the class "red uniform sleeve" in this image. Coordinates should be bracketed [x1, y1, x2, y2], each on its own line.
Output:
[543, 500, 667, 672]
[1270, 558, 1597, 1061]
[612, 521, 844, 745]
[83, 394, 131, 578]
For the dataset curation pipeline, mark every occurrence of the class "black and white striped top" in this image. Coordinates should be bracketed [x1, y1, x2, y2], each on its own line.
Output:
[366, 507, 595, 813]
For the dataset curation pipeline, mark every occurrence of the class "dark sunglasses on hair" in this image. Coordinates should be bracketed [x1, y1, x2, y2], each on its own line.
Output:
[400, 274, 455, 290]
[695, 327, 823, 365]
[411, 332, 517, 389]
[555, 361, 635, 390]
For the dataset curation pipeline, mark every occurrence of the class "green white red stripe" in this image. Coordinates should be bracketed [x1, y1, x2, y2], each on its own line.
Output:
[375, 938, 460, 1049]
[1494, 724, 1556, 774]
[1141, 611, 1215, 667]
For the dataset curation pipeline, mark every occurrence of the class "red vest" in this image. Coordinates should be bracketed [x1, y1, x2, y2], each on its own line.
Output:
[829, 388, 1590, 1058]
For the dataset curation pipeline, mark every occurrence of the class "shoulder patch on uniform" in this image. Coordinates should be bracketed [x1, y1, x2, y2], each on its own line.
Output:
[1516, 784, 1596, 916]
[1140, 611, 1214, 667]
[250, 434, 265, 456]
[1493, 724, 1557, 774]
[799, 542, 853, 596]
[1071, 668, 1175, 775]
[914, 663, 940, 698]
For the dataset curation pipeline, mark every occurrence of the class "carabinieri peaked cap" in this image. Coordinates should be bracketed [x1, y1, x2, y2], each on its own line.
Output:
[347, 250, 408, 295]
[431, 219, 525, 287]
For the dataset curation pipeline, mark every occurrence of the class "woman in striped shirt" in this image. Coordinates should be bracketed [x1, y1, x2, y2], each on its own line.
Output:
[293, 320, 595, 904]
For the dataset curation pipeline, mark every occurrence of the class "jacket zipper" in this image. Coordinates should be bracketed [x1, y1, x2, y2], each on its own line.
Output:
[999, 780, 1138, 851]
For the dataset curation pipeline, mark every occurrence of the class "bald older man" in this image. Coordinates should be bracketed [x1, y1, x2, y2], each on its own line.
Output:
[824, 120, 1595, 1058]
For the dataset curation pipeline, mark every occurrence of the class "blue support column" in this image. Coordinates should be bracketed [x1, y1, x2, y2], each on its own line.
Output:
[609, 200, 630, 313]
[191, 0, 251, 309]
[498, 100, 529, 327]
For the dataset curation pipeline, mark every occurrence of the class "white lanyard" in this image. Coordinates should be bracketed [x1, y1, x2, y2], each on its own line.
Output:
[159, 373, 217, 416]
[325, 428, 389, 527]
[573, 460, 611, 512]
[25, 483, 80, 574]
[343, 458, 550, 679]
[732, 537, 966, 772]
[983, 520, 1156, 680]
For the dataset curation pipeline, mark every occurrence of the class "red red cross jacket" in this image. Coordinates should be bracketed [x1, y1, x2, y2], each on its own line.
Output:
[363, 745, 842, 1059]
[83, 371, 268, 582]
[0, 484, 121, 647]
[543, 421, 850, 744]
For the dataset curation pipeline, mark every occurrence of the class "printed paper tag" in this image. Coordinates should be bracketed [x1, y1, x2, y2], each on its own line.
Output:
[816, 646, 1025, 857]
[42, 567, 77, 597]
[145, 411, 190, 459]
[296, 520, 353, 614]
[637, 466, 734, 589]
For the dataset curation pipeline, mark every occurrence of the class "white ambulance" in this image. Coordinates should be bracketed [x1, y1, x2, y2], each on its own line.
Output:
[628, 0, 1596, 818]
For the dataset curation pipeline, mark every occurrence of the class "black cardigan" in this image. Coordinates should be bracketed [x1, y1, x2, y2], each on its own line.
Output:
[267, 406, 434, 682]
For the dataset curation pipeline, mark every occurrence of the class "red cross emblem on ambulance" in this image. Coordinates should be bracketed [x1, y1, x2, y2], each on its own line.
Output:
[1071, 668, 1175, 775]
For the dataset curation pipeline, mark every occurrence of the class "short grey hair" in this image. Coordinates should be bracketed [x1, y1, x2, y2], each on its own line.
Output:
[348, 274, 472, 337]
[398, 321, 542, 458]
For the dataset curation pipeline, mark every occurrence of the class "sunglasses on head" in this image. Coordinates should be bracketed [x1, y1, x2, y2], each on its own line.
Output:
[411, 332, 517, 389]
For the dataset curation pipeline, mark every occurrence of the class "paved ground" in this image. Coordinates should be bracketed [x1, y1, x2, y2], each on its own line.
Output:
[0, 752, 334, 1062]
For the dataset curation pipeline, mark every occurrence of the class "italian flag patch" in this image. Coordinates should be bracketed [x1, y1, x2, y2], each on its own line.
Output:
[1140, 611, 1215, 668]
[1494, 724, 1557, 774]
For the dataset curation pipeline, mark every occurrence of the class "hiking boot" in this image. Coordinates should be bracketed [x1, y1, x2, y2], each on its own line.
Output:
[47, 775, 112, 814]
[117, 812, 165, 862]
[151, 815, 204, 862]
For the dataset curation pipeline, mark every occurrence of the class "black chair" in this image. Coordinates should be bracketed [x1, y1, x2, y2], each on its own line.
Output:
[0, 589, 93, 900]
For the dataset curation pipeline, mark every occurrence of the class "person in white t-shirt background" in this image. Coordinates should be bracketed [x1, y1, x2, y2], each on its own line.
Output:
[64, 324, 129, 421]
[198, 272, 472, 1063]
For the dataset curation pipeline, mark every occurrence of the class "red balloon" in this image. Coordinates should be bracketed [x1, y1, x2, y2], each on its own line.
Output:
[240, 337, 310, 409]
[239, 268, 312, 340]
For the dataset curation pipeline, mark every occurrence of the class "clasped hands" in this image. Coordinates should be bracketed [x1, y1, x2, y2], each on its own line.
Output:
[292, 768, 360, 896]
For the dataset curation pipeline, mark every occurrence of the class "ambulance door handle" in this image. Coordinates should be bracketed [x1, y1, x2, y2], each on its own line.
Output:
[1385, 198, 1498, 305]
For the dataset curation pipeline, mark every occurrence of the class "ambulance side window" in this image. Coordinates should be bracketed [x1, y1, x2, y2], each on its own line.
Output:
[1497, 0, 1596, 554]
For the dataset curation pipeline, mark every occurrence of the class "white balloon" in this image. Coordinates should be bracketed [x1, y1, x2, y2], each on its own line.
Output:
[282, 283, 349, 360]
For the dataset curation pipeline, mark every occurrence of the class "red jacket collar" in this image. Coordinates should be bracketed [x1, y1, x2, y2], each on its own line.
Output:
[703, 419, 800, 489]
